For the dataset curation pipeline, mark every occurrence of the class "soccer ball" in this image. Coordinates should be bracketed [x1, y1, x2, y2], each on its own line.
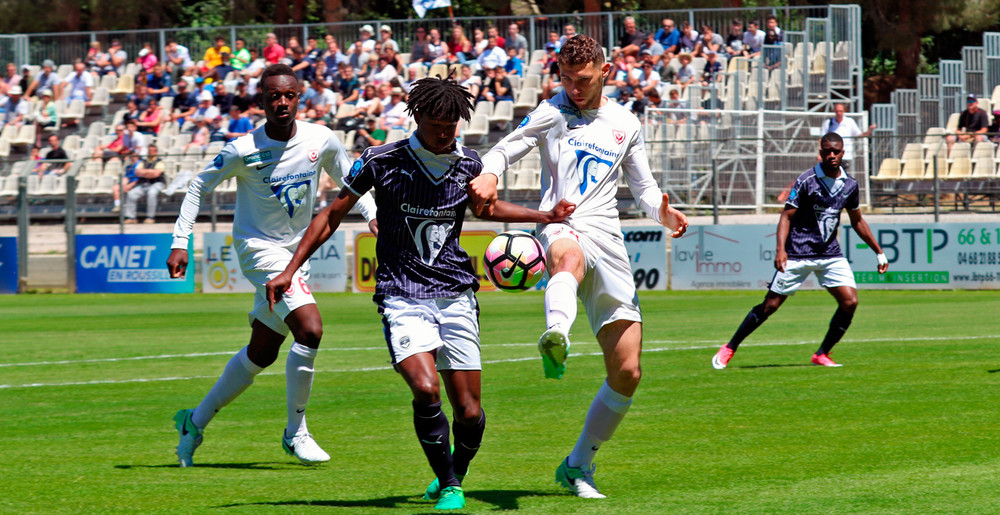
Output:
[484, 231, 546, 292]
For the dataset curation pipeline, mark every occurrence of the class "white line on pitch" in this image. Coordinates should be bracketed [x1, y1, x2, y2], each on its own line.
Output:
[1, 333, 997, 369]
[3, 334, 999, 389]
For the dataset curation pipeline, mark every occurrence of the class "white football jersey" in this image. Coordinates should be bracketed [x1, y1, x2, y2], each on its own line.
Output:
[171, 121, 375, 269]
[481, 91, 663, 236]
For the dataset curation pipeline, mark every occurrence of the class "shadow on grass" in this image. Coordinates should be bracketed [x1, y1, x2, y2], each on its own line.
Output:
[988, 369, 1000, 373]
[217, 489, 557, 511]
[734, 363, 814, 369]
[115, 462, 291, 470]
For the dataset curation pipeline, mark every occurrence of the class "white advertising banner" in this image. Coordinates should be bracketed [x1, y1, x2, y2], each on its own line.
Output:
[202, 232, 347, 293]
[672, 223, 1000, 290]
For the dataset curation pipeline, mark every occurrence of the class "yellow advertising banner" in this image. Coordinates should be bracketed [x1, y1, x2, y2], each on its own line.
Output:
[353, 230, 499, 292]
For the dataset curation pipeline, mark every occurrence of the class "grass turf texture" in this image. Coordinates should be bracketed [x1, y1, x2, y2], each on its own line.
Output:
[1, 290, 998, 513]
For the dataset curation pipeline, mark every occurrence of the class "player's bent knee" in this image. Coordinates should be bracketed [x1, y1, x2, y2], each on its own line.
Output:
[453, 405, 482, 426]
[290, 320, 323, 348]
[840, 296, 859, 312]
[610, 363, 641, 390]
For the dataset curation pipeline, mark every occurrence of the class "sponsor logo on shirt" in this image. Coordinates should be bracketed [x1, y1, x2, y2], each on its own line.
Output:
[574, 150, 614, 195]
[262, 170, 316, 184]
[243, 150, 272, 166]
[270, 180, 311, 217]
[567, 138, 620, 160]
[405, 217, 455, 266]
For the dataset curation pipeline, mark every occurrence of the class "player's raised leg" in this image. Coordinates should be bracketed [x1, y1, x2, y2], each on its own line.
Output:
[175, 321, 283, 467]
[557, 319, 641, 499]
[539, 236, 586, 379]
[812, 286, 858, 367]
[281, 304, 330, 463]
[713, 292, 787, 369]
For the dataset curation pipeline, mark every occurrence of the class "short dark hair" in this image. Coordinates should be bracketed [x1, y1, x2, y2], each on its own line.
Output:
[821, 132, 844, 146]
[259, 64, 297, 93]
[405, 75, 473, 123]
[558, 35, 605, 67]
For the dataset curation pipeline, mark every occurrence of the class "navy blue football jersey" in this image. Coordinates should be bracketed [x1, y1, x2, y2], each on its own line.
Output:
[784, 164, 860, 259]
[345, 134, 482, 298]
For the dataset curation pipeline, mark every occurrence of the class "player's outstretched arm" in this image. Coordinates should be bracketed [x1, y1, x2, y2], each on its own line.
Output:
[657, 193, 689, 238]
[266, 190, 361, 310]
[476, 198, 575, 224]
[847, 209, 888, 274]
[774, 207, 795, 272]
[469, 174, 499, 217]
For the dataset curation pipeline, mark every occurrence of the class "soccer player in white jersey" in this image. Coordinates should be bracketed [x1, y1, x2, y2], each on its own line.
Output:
[266, 76, 575, 510]
[468, 35, 689, 499]
[711, 133, 888, 369]
[166, 64, 376, 467]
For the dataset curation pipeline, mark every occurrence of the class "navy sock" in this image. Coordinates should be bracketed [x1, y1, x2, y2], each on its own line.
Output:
[817, 309, 854, 356]
[727, 304, 769, 350]
[452, 408, 485, 477]
[412, 401, 459, 488]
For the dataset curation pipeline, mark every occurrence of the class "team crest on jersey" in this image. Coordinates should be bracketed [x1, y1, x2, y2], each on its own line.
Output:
[405, 216, 454, 265]
[517, 115, 530, 128]
[270, 180, 311, 217]
[213, 154, 223, 168]
[612, 129, 625, 144]
[307, 149, 319, 162]
[574, 150, 614, 195]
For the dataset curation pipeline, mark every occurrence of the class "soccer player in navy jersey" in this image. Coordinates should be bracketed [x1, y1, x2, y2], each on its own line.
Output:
[712, 132, 889, 369]
[266, 75, 575, 511]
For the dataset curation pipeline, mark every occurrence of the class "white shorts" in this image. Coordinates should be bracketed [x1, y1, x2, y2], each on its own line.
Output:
[770, 257, 857, 296]
[376, 290, 481, 371]
[242, 249, 316, 337]
[538, 223, 642, 335]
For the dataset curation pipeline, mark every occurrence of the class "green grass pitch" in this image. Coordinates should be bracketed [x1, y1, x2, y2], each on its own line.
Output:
[1, 290, 999, 513]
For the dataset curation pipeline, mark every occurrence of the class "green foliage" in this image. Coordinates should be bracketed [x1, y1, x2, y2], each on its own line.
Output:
[917, 36, 938, 75]
[177, 0, 232, 27]
[865, 51, 896, 77]
[3, 290, 1000, 512]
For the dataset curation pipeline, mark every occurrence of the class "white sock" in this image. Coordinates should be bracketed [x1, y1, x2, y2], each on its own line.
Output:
[285, 342, 318, 438]
[545, 271, 579, 333]
[192, 346, 263, 429]
[567, 380, 632, 469]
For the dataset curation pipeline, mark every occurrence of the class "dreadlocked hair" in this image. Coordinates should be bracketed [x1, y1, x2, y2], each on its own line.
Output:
[404, 73, 474, 123]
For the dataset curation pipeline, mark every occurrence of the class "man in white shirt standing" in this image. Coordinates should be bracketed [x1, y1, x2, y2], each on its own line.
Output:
[167, 64, 376, 468]
[468, 35, 689, 499]
[820, 103, 876, 171]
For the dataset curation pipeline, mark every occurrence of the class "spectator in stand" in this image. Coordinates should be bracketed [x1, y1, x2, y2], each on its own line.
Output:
[820, 102, 877, 170]
[608, 52, 633, 101]
[122, 99, 142, 124]
[559, 24, 577, 49]
[408, 27, 430, 69]
[674, 53, 696, 93]
[700, 50, 723, 86]
[165, 40, 194, 80]
[338, 84, 382, 130]
[763, 15, 784, 69]
[743, 20, 765, 58]
[304, 37, 323, 67]
[264, 33, 285, 65]
[459, 63, 481, 100]
[377, 86, 408, 131]
[26, 60, 62, 100]
[477, 35, 507, 74]
[112, 151, 141, 213]
[185, 117, 211, 152]
[379, 25, 400, 53]
[541, 44, 562, 100]
[303, 79, 337, 121]
[487, 26, 506, 50]
[666, 88, 689, 124]
[697, 25, 724, 57]
[232, 81, 261, 117]
[65, 60, 93, 104]
[122, 119, 148, 156]
[449, 25, 473, 64]
[545, 32, 562, 57]
[351, 25, 377, 54]
[135, 101, 165, 135]
[225, 105, 254, 142]
[347, 40, 368, 75]
[372, 54, 399, 86]
[332, 63, 360, 107]
[323, 35, 349, 69]
[243, 48, 266, 82]
[401, 66, 420, 92]
[124, 143, 167, 224]
[353, 115, 386, 155]
[725, 19, 745, 58]
[479, 65, 513, 104]
[505, 47, 523, 77]
[204, 37, 231, 72]
[33, 89, 57, 144]
[146, 64, 173, 101]
[359, 54, 379, 83]
[108, 39, 128, 76]
[640, 32, 665, 70]
[129, 83, 153, 110]
[677, 21, 699, 54]
[628, 88, 662, 118]
[636, 57, 660, 95]
[288, 46, 313, 81]
[618, 16, 646, 58]
[138, 43, 158, 73]
[41, 134, 71, 175]
[95, 124, 128, 162]
[174, 80, 193, 109]
[3, 62, 21, 94]
[507, 23, 528, 61]
[427, 28, 449, 65]
[655, 18, 680, 57]
[18, 65, 31, 95]
[471, 27, 488, 59]
[989, 110, 1000, 143]
[188, 90, 220, 130]
[229, 38, 251, 71]
[383, 46, 404, 73]
[213, 82, 235, 113]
